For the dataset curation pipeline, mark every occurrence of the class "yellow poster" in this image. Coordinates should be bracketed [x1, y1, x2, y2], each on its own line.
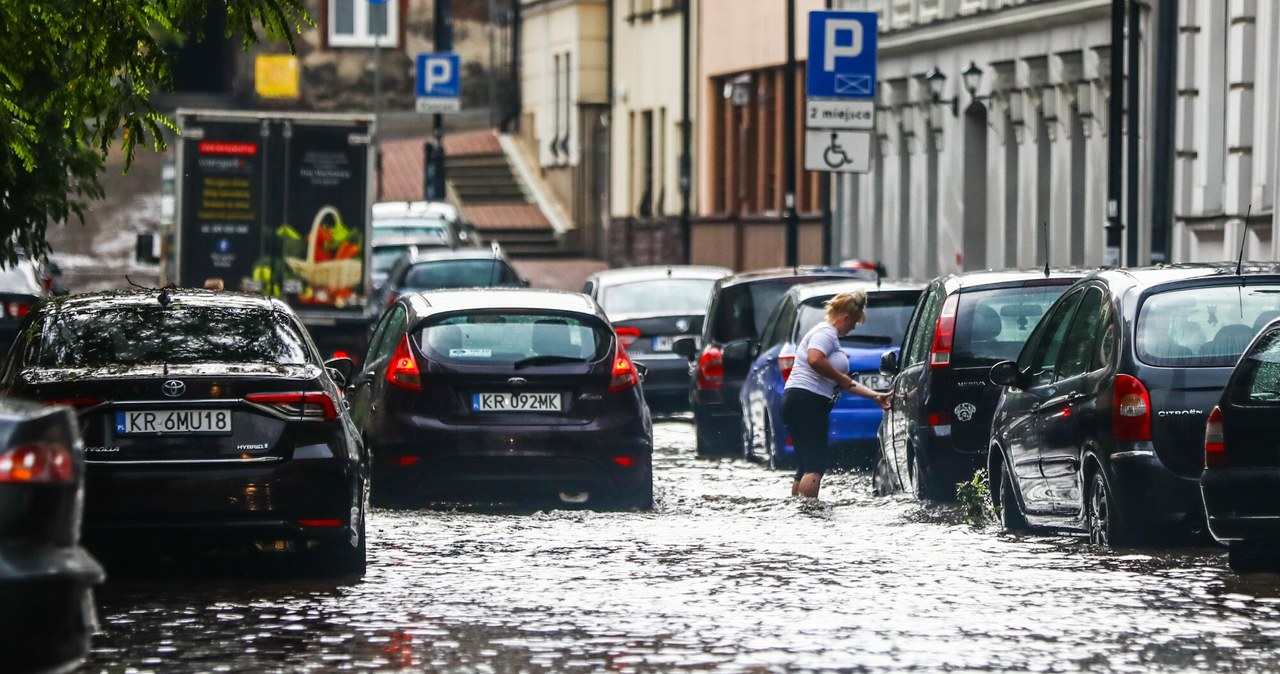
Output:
[255, 55, 300, 100]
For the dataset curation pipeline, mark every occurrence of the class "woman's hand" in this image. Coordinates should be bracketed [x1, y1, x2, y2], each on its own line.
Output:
[873, 391, 891, 410]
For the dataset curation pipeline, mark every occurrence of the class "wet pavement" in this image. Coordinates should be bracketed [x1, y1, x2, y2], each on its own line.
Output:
[80, 419, 1280, 673]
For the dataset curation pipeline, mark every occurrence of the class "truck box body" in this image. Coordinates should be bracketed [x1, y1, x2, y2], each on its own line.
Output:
[171, 110, 377, 360]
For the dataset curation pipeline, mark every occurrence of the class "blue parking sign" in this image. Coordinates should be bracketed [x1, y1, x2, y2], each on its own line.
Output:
[807, 11, 878, 99]
[416, 53, 460, 99]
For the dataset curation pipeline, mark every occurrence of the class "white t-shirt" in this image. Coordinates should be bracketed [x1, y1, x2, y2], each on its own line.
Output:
[784, 322, 848, 397]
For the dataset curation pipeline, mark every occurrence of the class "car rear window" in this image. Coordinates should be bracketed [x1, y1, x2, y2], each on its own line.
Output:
[709, 277, 849, 343]
[403, 260, 520, 289]
[31, 305, 310, 368]
[373, 246, 411, 274]
[795, 290, 920, 346]
[0, 263, 40, 294]
[1137, 285, 1280, 367]
[601, 279, 717, 316]
[1232, 329, 1280, 403]
[951, 284, 1074, 368]
[372, 219, 452, 242]
[417, 312, 610, 365]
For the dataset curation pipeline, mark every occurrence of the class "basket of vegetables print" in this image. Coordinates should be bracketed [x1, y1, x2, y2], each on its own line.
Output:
[284, 206, 362, 291]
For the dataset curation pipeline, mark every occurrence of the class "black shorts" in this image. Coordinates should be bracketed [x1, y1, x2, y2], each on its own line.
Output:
[781, 388, 834, 480]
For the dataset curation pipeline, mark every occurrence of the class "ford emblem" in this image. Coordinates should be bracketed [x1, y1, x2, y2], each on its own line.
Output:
[162, 380, 186, 398]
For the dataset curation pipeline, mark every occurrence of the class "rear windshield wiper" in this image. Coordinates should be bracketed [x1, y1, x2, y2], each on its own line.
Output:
[513, 355, 590, 369]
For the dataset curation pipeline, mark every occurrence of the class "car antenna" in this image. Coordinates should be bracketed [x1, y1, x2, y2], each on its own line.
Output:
[1235, 203, 1253, 277]
[1041, 221, 1050, 278]
[488, 241, 501, 287]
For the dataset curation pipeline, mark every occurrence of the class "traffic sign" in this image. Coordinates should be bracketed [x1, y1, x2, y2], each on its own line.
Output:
[806, 100, 874, 130]
[416, 52, 461, 114]
[804, 130, 872, 173]
[807, 11, 878, 100]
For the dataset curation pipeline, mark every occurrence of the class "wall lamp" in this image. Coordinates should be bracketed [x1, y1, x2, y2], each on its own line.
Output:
[926, 62, 985, 116]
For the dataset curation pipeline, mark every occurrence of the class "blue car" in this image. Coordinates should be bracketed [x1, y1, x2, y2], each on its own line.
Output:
[740, 279, 924, 470]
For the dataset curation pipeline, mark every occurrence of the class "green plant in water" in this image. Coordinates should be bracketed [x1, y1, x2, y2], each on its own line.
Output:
[956, 469, 995, 526]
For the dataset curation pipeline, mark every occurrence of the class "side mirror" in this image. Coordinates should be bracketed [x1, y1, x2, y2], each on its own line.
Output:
[990, 360, 1020, 388]
[880, 350, 899, 376]
[672, 336, 698, 360]
[324, 356, 355, 387]
[634, 362, 648, 381]
[135, 232, 161, 265]
[721, 338, 756, 365]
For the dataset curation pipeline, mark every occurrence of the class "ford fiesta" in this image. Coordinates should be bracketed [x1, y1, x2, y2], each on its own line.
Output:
[0, 290, 369, 576]
[350, 288, 653, 510]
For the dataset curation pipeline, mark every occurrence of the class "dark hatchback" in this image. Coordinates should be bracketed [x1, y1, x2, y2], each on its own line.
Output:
[877, 269, 1086, 500]
[1203, 319, 1280, 571]
[375, 246, 528, 310]
[350, 288, 653, 510]
[989, 263, 1280, 545]
[582, 265, 731, 412]
[0, 398, 104, 674]
[678, 266, 876, 456]
[0, 259, 56, 356]
[0, 290, 369, 575]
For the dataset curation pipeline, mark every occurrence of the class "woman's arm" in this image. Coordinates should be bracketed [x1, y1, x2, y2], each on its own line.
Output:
[807, 348, 892, 410]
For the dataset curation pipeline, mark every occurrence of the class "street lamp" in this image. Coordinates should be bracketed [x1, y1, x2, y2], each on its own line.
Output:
[961, 61, 984, 101]
[925, 66, 958, 117]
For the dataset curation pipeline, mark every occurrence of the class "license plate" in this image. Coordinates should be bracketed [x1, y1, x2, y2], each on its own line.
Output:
[472, 392, 563, 412]
[857, 373, 893, 392]
[115, 409, 233, 435]
[652, 336, 674, 351]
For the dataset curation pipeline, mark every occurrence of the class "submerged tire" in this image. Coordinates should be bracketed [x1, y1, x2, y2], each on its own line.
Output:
[998, 464, 1030, 532]
[1086, 471, 1131, 547]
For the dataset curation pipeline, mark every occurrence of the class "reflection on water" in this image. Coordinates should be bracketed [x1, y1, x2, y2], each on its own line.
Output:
[81, 421, 1280, 672]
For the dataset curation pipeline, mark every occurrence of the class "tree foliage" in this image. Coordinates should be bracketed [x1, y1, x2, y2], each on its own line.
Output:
[0, 0, 311, 265]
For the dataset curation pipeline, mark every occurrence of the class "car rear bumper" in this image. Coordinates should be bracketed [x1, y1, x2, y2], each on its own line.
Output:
[829, 404, 884, 443]
[82, 459, 363, 549]
[0, 543, 103, 673]
[634, 356, 692, 408]
[916, 427, 987, 481]
[1108, 447, 1202, 528]
[1202, 467, 1280, 542]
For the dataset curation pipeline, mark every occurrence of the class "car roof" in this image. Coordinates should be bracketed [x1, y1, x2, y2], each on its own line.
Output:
[372, 200, 459, 221]
[790, 278, 927, 303]
[716, 266, 877, 288]
[586, 265, 732, 285]
[45, 289, 290, 313]
[372, 233, 452, 247]
[938, 267, 1094, 291]
[410, 288, 598, 316]
[403, 248, 510, 264]
[1092, 262, 1280, 291]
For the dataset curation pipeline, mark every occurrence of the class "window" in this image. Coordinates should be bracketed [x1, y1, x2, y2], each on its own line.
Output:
[796, 291, 921, 347]
[902, 287, 940, 368]
[600, 279, 719, 317]
[417, 313, 609, 364]
[952, 283, 1074, 368]
[1236, 330, 1280, 403]
[1057, 287, 1107, 380]
[1021, 290, 1083, 389]
[1137, 285, 1280, 368]
[329, 0, 399, 48]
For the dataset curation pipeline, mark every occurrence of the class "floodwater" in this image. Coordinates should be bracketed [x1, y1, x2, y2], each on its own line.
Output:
[80, 420, 1280, 673]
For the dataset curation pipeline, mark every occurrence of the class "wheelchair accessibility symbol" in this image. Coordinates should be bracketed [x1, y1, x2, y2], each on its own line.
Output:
[804, 129, 870, 173]
[823, 133, 854, 169]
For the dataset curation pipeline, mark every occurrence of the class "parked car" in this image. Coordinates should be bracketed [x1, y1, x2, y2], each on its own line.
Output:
[375, 246, 528, 310]
[741, 278, 923, 469]
[1202, 317, 1280, 571]
[372, 200, 483, 248]
[0, 398, 104, 674]
[0, 258, 57, 356]
[581, 265, 731, 412]
[371, 230, 457, 293]
[676, 266, 878, 456]
[988, 263, 1280, 545]
[0, 289, 369, 575]
[877, 268, 1086, 500]
[349, 288, 653, 510]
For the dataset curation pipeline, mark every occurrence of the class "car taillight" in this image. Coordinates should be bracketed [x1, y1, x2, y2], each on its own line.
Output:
[1204, 405, 1225, 468]
[615, 326, 641, 348]
[386, 334, 422, 391]
[697, 346, 724, 390]
[929, 294, 960, 368]
[1113, 374, 1152, 442]
[0, 442, 74, 484]
[6, 301, 30, 318]
[779, 353, 795, 381]
[609, 344, 639, 393]
[245, 392, 338, 421]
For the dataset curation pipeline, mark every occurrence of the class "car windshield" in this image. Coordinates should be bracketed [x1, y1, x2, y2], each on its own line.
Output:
[1137, 285, 1280, 367]
[600, 278, 717, 316]
[796, 291, 920, 345]
[417, 312, 609, 365]
[0, 263, 40, 294]
[402, 259, 521, 289]
[30, 304, 311, 368]
[951, 284, 1073, 367]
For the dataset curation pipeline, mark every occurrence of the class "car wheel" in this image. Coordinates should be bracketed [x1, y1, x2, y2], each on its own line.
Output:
[764, 412, 794, 471]
[911, 445, 952, 501]
[740, 413, 756, 462]
[871, 441, 899, 496]
[1228, 541, 1279, 574]
[1085, 470, 1130, 547]
[998, 463, 1030, 532]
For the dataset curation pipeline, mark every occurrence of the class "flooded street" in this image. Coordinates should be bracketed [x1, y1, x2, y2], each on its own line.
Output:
[81, 419, 1280, 673]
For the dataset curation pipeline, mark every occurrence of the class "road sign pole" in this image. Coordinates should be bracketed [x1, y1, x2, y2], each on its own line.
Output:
[784, 0, 798, 268]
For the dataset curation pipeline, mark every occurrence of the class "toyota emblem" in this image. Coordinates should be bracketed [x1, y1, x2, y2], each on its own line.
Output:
[162, 380, 186, 398]
[507, 377, 528, 386]
[676, 319, 690, 332]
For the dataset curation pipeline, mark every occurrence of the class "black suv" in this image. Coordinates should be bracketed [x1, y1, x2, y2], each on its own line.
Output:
[675, 266, 875, 456]
[876, 269, 1086, 499]
[990, 263, 1280, 545]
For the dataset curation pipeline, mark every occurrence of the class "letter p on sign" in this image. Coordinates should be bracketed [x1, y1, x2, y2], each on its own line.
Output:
[824, 20, 863, 72]
[426, 60, 452, 93]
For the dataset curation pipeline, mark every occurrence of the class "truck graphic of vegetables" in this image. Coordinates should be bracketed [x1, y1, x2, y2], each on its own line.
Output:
[284, 206, 362, 300]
